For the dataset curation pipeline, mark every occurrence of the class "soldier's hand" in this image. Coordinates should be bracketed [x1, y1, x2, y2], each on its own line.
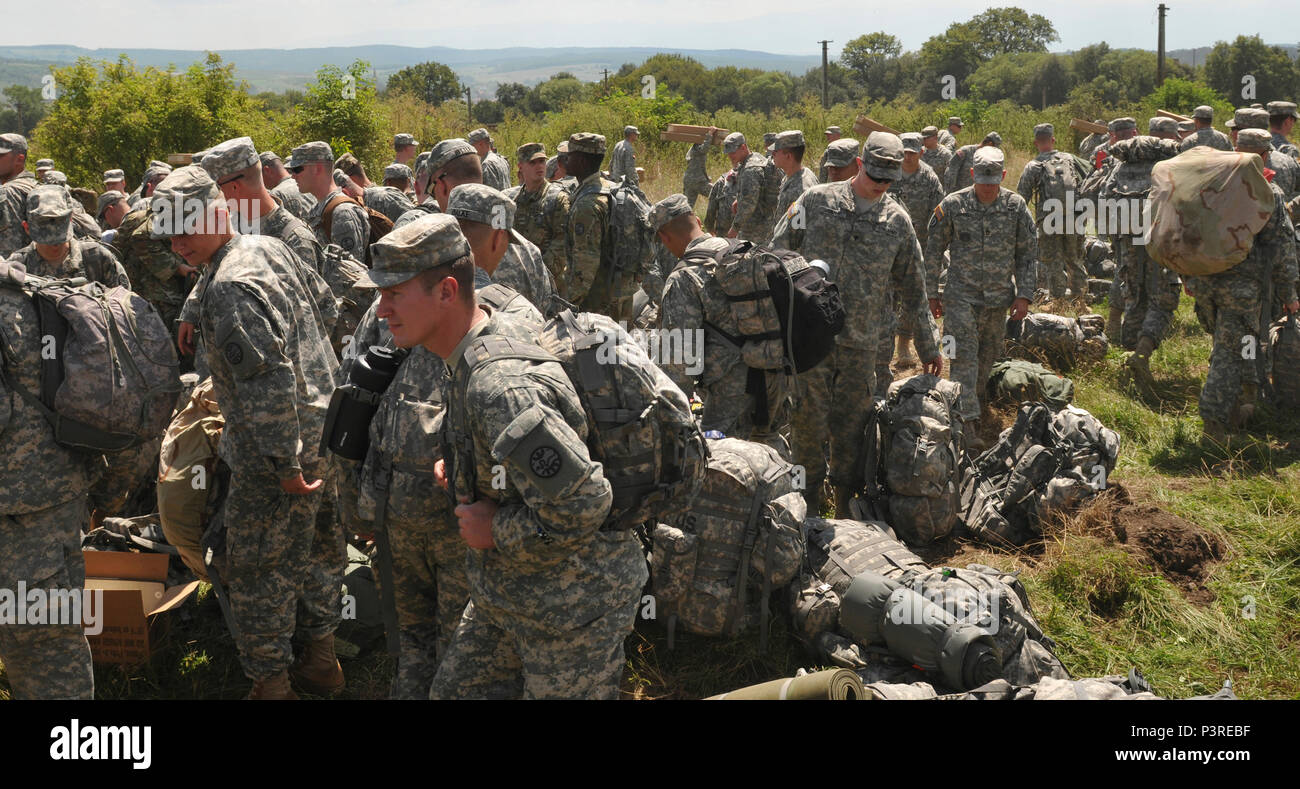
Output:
[455, 499, 498, 550]
[433, 458, 449, 489]
[176, 263, 198, 277]
[280, 473, 323, 494]
[727, 228, 738, 238]
[929, 298, 943, 319]
[1009, 298, 1030, 321]
[1286, 299, 1300, 314]
[924, 356, 944, 376]
[177, 321, 195, 356]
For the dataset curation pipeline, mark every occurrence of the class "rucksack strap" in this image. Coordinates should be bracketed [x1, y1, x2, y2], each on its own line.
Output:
[321, 193, 360, 241]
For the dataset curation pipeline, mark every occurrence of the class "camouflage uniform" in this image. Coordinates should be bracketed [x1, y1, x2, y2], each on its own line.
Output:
[0, 270, 96, 699]
[1265, 150, 1300, 203]
[498, 231, 558, 316]
[944, 144, 980, 193]
[773, 164, 940, 506]
[431, 309, 646, 699]
[775, 166, 819, 223]
[111, 199, 197, 345]
[610, 137, 638, 187]
[1017, 148, 1090, 297]
[512, 181, 571, 286]
[1179, 128, 1233, 153]
[565, 168, 636, 321]
[9, 238, 130, 288]
[1186, 183, 1298, 424]
[704, 168, 738, 236]
[1079, 132, 1109, 159]
[307, 188, 370, 263]
[926, 182, 1038, 421]
[363, 185, 414, 224]
[922, 145, 953, 184]
[731, 152, 774, 244]
[0, 171, 38, 257]
[1271, 131, 1300, 161]
[482, 152, 512, 192]
[937, 129, 957, 151]
[683, 140, 712, 207]
[271, 177, 317, 223]
[879, 160, 945, 388]
[394, 196, 441, 229]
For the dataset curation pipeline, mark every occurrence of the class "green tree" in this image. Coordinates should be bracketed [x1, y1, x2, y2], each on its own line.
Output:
[1071, 42, 1111, 85]
[969, 52, 1069, 107]
[917, 22, 985, 100]
[529, 75, 586, 113]
[473, 99, 505, 124]
[1146, 77, 1234, 118]
[739, 72, 792, 116]
[294, 60, 386, 172]
[385, 60, 462, 105]
[841, 32, 903, 96]
[1, 85, 45, 136]
[495, 82, 529, 108]
[1203, 35, 1298, 104]
[967, 7, 1059, 59]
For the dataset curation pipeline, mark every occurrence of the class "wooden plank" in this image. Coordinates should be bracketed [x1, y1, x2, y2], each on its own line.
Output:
[852, 115, 901, 137]
[1157, 109, 1193, 123]
[661, 130, 709, 143]
[666, 123, 728, 145]
[166, 153, 193, 166]
[1069, 118, 1108, 135]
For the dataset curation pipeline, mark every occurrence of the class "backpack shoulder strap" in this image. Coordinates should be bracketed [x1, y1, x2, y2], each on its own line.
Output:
[461, 334, 556, 375]
[476, 283, 521, 314]
[321, 193, 360, 240]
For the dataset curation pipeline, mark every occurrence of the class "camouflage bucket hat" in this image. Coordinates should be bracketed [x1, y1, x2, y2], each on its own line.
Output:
[360, 213, 471, 288]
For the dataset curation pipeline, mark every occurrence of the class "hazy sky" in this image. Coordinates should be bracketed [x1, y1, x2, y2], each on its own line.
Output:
[3, 0, 1294, 56]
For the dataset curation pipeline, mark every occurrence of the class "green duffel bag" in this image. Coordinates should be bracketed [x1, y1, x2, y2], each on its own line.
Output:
[986, 359, 1074, 411]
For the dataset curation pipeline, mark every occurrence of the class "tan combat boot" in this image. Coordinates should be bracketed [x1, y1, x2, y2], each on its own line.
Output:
[1232, 382, 1258, 429]
[1200, 418, 1229, 447]
[246, 670, 299, 700]
[895, 335, 918, 367]
[290, 633, 346, 695]
[1120, 335, 1158, 398]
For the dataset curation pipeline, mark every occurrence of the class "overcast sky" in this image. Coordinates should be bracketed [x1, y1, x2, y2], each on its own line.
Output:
[3, 1, 1294, 56]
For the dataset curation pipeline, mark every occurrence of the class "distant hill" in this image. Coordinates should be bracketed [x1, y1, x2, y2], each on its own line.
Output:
[0, 44, 823, 95]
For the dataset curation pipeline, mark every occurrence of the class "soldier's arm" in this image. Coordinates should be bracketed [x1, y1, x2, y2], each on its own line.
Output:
[924, 199, 954, 294]
[210, 282, 304, 479]
[543, 190, 571, 282]
[332, 203, 370, 262]
[1013, 199, 1039, 300]
[730, 165, 762, 233]
[943, 152, 961, 193]
[771, 192, 805, 250]
[89, 246, 132, 289]
[1015, 161, 1038, 206]
[482, 380, 613, 560]
[656, 271, 704, 394]
[562, 194, 605, 305]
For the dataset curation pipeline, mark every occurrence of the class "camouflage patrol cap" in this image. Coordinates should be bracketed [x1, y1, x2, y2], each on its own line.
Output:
[191, 149, 211, 167]
[42, 170, 67, 185]
[763, 133, 777, 148]
[1236, 128, 1272, 151]
[772, 130, 805, 151]
[1192, 105, 1214, 121]
[899, 132, 923, 153]
[920, 125, 939, 138]
[335, 152, 362, 176]
[982, 131, 1002, 146]
[394, 133, 418, 148]
[0, 133, 27, 154]
[1108, 117, 1137, 133]
[648, 194, 693, 230]
[359, 212, 471, 288]
[427, 139, 477, 172]
[1177, 120, 1195, 133]
[723, 132, 746, 154]
[1266, 101, 1299, 119]
[862, 132, 904, 180]
[149, 166, 224, 238]
[1033, 123, 1054, 138]
[201, 136, 260, 182]
[545, 156, 559, 180]
[35, 158, 54, 170]
[414, 151, 430, 169]
[25, 185, 74, 244]
[287, 141, 334, 168]
[825, 126, 842, 136]
[556, 140, 570, 154]
[259, 151, 282, 167]
[624, 125, 639, 136]
[516, 142, 547, 163]
[567, 132, 606, 156]
[948, 117, 964, 127]
[1227, 107, 1269, 130]
[825, 138, 859, 168]
[971, 147, 1006, 184]
[333, 169, 351, 188]
[96, 190, 127, 219]
[467, 128, 490, 144]
[447, 183, 515, 229]
[384, 163, 413, 182]
[142, 163, 173, 184]
[103, 168, 126, 183]
[1149, 117, 1179, 136]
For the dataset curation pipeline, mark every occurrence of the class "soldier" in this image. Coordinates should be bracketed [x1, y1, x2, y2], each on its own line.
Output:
[0, 258, 96, 700]
[394, 133, 419, 166]
[817, 126, 843, 182]
[32, 158, 53, 181]
[610, 125, 639, 188]
[126, 160, 171, 208]
[945, 131, 1001, 194]
[11, 185, 130, 287]
[394, 158, 441, 228]
[938, 117, 962, 151]
[1225, 106, 1270, 146]
[1266, 101, 1300, 160]
[1079, 119, 1109, 159]
[96, 190, 129, 240]
[102, 168, 128, 195]
[1232, 124, 1300, 203]
[683, 129, 716, 208]
[1177, 120, 1196, 140]
[364, 165, 416, 224]
[653, 193, 790, 452]
[290, 141, 370, 263]
[0, 133, 37, 257]
[259, 151, 317, 223]
[920, 126, 952, 183]
[1179, 106, 1233, 152]
[773, 132, 943, 514]
[511, 142, 570, 286]
[1017, 123, 1090, 299]
[823, 138, 860, 182]
[772, 130, 819, 220]
[1188, 127, 1300, 444]
[335, 152, 375, 193]
[1146, 117, 1179, 142]
[703, 166, 735, 237]
[564, 132, 638, 320]
[926, 146, 1036, 449]
[725, 132, 774, 244]
[468, 128, 511, 192]
[152, 165, 343, 699]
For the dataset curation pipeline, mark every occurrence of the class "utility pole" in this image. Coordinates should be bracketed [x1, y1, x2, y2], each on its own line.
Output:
[818, 40, 832, 109]
[465, 86, 472, 125]
[1157, 4, 1168, 86]
[601, 68, 610, 88]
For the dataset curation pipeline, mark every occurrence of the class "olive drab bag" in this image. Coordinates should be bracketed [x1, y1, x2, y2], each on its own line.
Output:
[986, 359, 1075, 411]
[859, 374, 965, 545]
[454, 309, 707, 530]
[0, 261, 180, 453]
[649, 437, 806, 647]
[157, 376, 224, 579]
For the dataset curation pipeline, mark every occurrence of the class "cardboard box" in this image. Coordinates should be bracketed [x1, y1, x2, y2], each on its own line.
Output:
[81, 551, 200, 666]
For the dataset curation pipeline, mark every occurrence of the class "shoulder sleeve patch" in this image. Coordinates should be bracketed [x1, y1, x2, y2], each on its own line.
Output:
[490, 402, 592, 499]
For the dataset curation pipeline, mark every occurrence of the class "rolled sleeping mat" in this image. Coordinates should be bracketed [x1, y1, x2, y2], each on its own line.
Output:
[706, 668, 865, 700]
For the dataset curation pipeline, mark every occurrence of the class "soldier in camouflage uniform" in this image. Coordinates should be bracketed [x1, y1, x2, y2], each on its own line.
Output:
[511, 142, 570, 286]
[725, 133, 775, 244]
[773, 132, 943, 515]
[291, 142, 370, 263]
[1078, 120, 1109, 159]
[153, 166, 343, 700]
[0, 134, 38, 257]
[0, 259, 96, 699]
[1187, 127, 1300, 444]
[11, 186, 131, 287]
[816, 126, 843, 182]
[564, 132, 638, 320]
[468, 128, 512, 192]
[363, 165, 416, 224]
[920, 126, 952, 183]
[1235, 123, 1300, 203]
[926, 146, 1037, 447]
[822, 138, 860, 182]
[1179, 106, 1233, 153]
[260, 151, 318, 223]
[102, 168, 128, 196]
[395, 157, 443, 229]
[125, 161, 170, 209]
[939, 117, 961, 151]
[772, 130, 820, 221]
[1267, 101, 1300, 160]
[96, 190, 129, 238]
[683, 130, 716, 208]
[393, 133, 419, 167]
[1017, 123, 1090, 299]
[610, 126, 639, 188]
[704, 165, 738, 236]
[945, 132, 1001, 194]
[653, 193, 790, 452]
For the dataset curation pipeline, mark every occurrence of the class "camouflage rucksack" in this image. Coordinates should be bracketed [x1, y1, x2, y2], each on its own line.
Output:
[858, 374, 965, 545]
[986, 358, 1075, 411]
[320, 243, 376, 357]
[456, 309, 708, 530]
[650, 437, 806, 647]
[600, 180, 658, 302]
[321, 194, 394, 265]
[1269, 313, 1300, 408]
[1006, 312, 1108, 371]
[0, 261, 180, 453]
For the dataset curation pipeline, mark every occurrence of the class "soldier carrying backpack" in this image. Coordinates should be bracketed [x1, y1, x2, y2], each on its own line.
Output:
[1017, 123, 1092, 299]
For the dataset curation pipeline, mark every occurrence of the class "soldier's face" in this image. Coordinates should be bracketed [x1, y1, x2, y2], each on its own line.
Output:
[377, 273, 449, 349]
[0, 151, 19, 179]
[104, 179, 126, 193]
[923, 137, 937, 149]
[521, 158, 546, 187]
[1035, 137, 1054, 153]
[827, 162, 858, 182]
[902, 151, 920, 168]
[104, 200, 128, 228]
[855, 165, 891, 200]
[170, 230, 225, 266]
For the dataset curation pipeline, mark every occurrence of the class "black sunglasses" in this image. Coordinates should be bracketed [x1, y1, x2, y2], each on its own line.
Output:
[218, 173, 246, 186]
[866, 173, 894, 185]
[288, 165, 304, 174]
